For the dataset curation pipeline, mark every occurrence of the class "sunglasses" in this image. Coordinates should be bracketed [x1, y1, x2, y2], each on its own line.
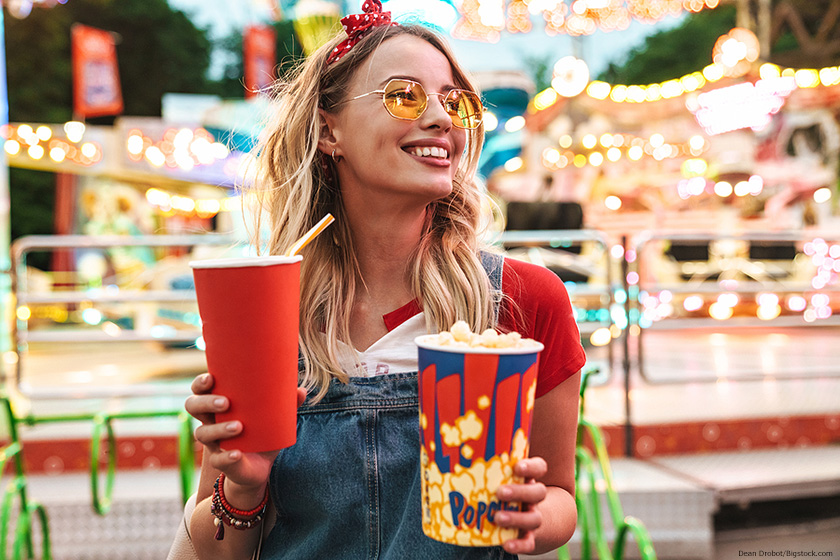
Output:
[340, 79, 484, 130]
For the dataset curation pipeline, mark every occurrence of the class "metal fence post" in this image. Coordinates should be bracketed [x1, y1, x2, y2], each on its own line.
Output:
[621, 235, 633, 458]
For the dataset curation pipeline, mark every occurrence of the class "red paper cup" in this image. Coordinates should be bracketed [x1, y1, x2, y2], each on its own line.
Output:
[415, 335, 543, 546]
[190, 256, 302, 453]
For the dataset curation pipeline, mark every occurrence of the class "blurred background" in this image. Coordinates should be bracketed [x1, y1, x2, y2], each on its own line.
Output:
[0, 0, 838, 559]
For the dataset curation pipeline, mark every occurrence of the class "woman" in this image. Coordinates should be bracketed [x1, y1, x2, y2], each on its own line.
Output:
[180, 2, 585, 558]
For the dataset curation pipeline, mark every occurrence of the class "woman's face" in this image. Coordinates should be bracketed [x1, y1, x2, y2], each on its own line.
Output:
[326, 35, 469, 212]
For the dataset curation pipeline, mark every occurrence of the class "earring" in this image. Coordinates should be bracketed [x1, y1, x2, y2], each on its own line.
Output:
[332, 149, 341, 163]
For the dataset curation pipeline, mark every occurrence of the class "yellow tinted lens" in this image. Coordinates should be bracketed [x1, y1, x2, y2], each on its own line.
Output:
[383, 80, 427, 120]
[444, 90, 483, 129]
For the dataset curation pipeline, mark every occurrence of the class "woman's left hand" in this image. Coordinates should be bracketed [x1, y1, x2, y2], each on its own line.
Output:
[495, 456, 549, 555]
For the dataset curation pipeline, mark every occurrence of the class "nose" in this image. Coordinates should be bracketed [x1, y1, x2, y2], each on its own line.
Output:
[420, 92, 453, 131]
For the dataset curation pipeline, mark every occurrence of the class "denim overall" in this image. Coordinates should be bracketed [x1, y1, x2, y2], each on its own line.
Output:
[262, 253, 517, 559]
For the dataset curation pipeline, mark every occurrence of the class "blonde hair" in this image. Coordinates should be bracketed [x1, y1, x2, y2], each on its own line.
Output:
[247, 24, 497, 402]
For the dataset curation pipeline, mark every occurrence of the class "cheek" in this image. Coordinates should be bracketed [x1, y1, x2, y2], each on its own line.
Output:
[452, 133, 469, 170]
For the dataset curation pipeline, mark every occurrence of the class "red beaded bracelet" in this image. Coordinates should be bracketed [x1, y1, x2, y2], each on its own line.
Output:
[217, 473, 269, 516]
[211, 473, 270, 540]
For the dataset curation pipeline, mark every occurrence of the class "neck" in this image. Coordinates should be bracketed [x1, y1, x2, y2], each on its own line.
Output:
[350, 208, 426, 298]
[342, 207, 428, 352]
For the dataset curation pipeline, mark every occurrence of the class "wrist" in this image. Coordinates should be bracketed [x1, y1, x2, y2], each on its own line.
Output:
[211, 473, 270, 541]
[222, 476, 269, 512]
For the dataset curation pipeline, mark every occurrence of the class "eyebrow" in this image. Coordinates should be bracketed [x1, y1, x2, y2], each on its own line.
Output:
[379, 75, 460, 91]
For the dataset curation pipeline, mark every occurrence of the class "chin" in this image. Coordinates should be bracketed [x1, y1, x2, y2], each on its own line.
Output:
[427, 182, 455, 202]
[399, 175, 451, 197]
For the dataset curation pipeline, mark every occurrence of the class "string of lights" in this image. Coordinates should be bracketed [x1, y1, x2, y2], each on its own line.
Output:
[453, 0, 721, 41]
[509, 52, 840, 190]
[2, 0, 69, 20]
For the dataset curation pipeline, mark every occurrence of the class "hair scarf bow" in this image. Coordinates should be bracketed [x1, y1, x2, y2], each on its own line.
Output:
[326, 0, 397, 65]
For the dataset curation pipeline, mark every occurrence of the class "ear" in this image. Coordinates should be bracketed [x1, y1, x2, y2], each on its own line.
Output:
[317, 108, 340, 157]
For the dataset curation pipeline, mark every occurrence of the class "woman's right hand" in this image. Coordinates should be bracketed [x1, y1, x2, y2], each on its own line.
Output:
[185, 373, 307, 490]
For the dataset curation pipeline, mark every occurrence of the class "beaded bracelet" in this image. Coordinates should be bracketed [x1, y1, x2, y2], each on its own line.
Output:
[211, 473, 270, 541]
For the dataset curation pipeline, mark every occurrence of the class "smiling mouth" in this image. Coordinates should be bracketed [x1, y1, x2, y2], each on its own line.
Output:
[405, 146, 449, 160]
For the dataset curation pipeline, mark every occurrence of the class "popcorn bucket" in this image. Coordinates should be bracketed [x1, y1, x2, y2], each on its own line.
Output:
[415, 335, 544, 546]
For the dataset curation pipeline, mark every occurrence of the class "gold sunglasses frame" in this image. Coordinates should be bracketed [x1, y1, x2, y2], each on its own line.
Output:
[339, 79, 484, 130]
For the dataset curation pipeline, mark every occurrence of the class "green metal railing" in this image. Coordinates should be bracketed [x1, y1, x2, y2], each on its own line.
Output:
[0, 398, 50, 560]
[0, 379, 657, 560]
[0, 234, 230, 557]
[0, 394, 196, 559]
[0, 378, 656, 560]
[557, 372, 657, 560]
[20, 410, 197, 516]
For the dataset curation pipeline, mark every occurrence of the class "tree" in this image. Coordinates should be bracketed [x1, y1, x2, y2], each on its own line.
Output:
[72, 0, 215, 117]
[599, 1, 840, 85]
[598, 5, 737, 85]
[5, 0, 215, 122]
[523, 52, 553, 93]
[7, 169, 55, 270]
[3, 0, 216, 247]
[4, 5, 74, 123]
[210, 20, 305, 99]
[768, 0, 840, 68]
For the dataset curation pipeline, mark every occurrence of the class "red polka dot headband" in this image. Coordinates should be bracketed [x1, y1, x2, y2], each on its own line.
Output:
[326, 0, 398, 65]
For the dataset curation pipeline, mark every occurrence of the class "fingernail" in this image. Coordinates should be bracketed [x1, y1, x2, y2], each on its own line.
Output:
[202, 373, 211, 384]
[214, 397, 226, 408]
[496, 512, 509, 523]
[498, 487, 512, 499]
[229, 450, 241, 460]
[226, 422, 238, 432]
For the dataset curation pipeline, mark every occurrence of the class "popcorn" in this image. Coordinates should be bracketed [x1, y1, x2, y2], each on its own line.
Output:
[429, 321, 539, 350]
[450, 320, 472, 342]
[479, 328, 499, 347]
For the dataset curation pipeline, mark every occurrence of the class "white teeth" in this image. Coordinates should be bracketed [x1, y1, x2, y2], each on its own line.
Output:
[411, 146, 449, 159]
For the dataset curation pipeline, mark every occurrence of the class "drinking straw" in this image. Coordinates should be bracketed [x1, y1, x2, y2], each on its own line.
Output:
[285, 213, 335, 257]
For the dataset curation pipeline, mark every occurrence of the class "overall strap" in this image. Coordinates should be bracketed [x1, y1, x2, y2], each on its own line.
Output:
[479, 250, 504, 324]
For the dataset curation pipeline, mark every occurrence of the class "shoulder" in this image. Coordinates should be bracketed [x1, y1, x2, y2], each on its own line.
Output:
[499, 256, 577, 334]
[499, 257, 585, 397]
[502, 257, 572, 303]
[503, 256, 562, 280]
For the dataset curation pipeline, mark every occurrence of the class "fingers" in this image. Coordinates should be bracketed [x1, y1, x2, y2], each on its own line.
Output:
[185, 393, 227, 417]
[494, 507, 543, 531]
[186, 373, 217, 425]
[190, 373, 214, 395]
[495, 503, 543, 555]
[497, 481, 547, 505]
[194, 419, 241, 448]
[185, 392, 228, 427]
[497, 457, 548, 505]
[502, 531, 537, 555]
[207, 449, 279, 491]
[187, 390, 233, 455]
[208, 447, 246, 471]
[514, 456, 548, 480]
[495, 456, 550, 554]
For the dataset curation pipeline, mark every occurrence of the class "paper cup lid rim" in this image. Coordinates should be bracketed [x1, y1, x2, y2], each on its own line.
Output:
[415, 334, 543, 354]
[190, 255, 303, 269]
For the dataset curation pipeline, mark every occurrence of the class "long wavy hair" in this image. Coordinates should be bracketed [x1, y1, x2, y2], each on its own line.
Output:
[246, 23, 498, 402]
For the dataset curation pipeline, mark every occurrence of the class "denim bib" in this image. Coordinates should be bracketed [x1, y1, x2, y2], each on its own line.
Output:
[262, 253, 517, 559]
